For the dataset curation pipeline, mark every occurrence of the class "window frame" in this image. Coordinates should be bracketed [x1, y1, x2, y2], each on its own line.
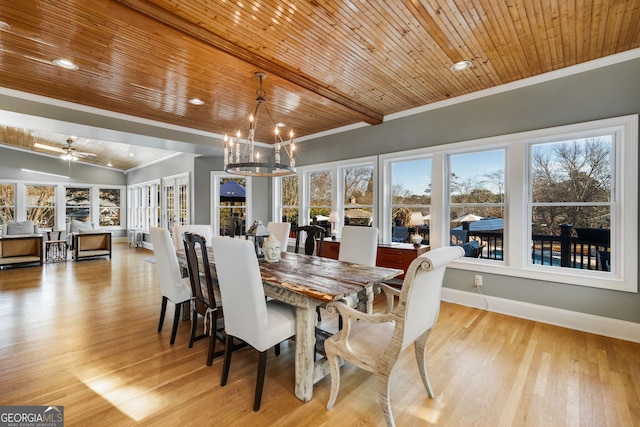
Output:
[25, 184, 56, 229]
[379, 114, 637, 292]
[0, 182, 16, 224]
[210, 172, 253, 237]
[339, 162, 376, 228]
[382, 155, 433, 243]
[282, 156, 377, 239]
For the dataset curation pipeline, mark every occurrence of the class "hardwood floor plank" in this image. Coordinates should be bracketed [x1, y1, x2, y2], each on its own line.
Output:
[1, 242, 639, 426]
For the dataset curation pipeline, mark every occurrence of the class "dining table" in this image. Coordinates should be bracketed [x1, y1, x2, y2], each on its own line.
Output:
[175, 246, 403, 402]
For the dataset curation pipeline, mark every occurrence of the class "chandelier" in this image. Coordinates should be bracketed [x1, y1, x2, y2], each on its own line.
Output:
[224, 72, 296, 177]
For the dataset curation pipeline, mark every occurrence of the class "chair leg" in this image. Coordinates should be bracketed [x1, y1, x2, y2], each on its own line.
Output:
[338, 315, 343, 330]
[376, 373, 396, 427]
[188, 309, 197, 349]
[254, 350, 268, 411]
[170, 302, 181, 345]
[158, 296, 168, 332]
[221, 334, 234, 386]
[325, 346, 341, 410]
[275, 343, 280, 357]
[206, 311, 218, 366]
[414, 330, 435, 398]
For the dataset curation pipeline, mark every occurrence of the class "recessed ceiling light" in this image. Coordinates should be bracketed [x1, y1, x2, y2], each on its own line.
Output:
[450, 60, 472, 71]
[129, 153, 135, 157]
[188, 98, 205, 105]
[107, 162, 113, 167]
[52, 58, 79, 70]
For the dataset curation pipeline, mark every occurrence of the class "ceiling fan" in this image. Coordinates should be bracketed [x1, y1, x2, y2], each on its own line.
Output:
[34, 137, 97, 162]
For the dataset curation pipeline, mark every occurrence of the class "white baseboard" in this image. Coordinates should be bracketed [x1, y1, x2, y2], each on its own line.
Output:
[441, 288, 640, 344]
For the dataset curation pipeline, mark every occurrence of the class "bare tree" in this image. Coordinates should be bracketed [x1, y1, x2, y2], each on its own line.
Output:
[532, 138, 611, 234]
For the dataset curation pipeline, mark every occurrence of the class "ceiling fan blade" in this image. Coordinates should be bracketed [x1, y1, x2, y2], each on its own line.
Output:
[34, 142, 65, 153]
[75, 151, 98, 159]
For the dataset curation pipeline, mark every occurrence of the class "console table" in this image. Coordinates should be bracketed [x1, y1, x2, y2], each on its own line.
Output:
[319, 238, 429, 280]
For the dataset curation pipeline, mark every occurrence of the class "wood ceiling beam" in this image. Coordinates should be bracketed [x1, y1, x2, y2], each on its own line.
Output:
[113, 0, 384, 125]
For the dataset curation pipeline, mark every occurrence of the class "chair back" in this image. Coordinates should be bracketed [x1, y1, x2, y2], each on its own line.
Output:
[338, 226, 378, 266]
[391, 226, 409, 243]
[211, 236, 271, 351]
[266, 222, 291, 253]
[396, 246, 464, 351]
[173, 224, 213, 248]
[450, 229, 468, 246]
[183, 232, 219, 315]
[294, 225, 326, 256]
[149, 227, 187, 301]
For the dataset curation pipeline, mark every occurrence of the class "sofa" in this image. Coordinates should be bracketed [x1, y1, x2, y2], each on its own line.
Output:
[72, 230, 112, 261]
[0, 221, 43, 268]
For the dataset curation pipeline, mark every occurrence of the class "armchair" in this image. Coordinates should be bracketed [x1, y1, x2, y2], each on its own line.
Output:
[325, 246, 464, 427]
[72, 230, 112, 261]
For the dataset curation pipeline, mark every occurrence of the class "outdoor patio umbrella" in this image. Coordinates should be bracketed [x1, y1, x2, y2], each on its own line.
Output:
[219, 179, 246, 202]
[453, 213, 483, 222]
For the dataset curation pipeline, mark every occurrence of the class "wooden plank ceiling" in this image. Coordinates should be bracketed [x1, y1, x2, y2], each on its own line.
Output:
[0, 0, 639, 169]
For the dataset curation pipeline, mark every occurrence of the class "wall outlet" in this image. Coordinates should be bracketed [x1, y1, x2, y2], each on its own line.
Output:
[474, 274, 483, 287]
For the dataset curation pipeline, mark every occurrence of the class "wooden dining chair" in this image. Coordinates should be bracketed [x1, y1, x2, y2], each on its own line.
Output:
[211, 236, 296, 411]
[183, 232, 225, 366]
[325, 246, 465, 427]
[149, 227, 192, 345]
[294, 224, 326, 256]
[172, 224, 213, 248]
[294, 224, 327, 321]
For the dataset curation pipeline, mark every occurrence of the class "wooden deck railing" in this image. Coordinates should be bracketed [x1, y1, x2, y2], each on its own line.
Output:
[467, 224, 610, 271]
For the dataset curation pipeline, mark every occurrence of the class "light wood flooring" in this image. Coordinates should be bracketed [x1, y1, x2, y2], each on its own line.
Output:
[1, 242, 639, 426]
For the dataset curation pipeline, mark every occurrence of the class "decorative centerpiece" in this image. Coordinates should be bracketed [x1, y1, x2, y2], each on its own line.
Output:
[263, 234, 281, 263]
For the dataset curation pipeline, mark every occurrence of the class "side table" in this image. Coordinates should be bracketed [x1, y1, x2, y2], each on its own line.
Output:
[45, 240, 68, 262]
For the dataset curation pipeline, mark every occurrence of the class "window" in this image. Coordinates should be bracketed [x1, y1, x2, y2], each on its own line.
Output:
[148, 184, 160, 229]
[212, 173, 251, 237]
[163, 174, 189, 231]
[448, 149, 505, 259]
[389, 158, 431, 243]
[0, 183, 15, 225]
[26, 185, 55, 228]
[66, 187, 91, 223]
[128, 187, 142, 229]
[378, 114, 636, 291]
[308, 170, 332, 223]
[529, 136, 612, 271]
[128, 182, 160, 231]
[280, 175, 299, 227]
[99, 188, 121, 226]
[219, 177, 247, 236]
[342, 165, 374, 227]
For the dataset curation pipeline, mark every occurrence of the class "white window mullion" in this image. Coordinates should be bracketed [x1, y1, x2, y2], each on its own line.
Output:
[508, 143, 526, 268]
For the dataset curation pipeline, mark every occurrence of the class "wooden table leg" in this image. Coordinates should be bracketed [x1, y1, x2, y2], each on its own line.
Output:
[356, 287, 374, 314]
[294, 305, 317, 402]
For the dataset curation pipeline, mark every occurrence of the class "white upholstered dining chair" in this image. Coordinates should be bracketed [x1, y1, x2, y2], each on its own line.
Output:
[149, 227, 192, 345]
[334, 225, 379, 329]
[338, 225, 379, 266]
[172, 224, 214, 248]
[325, 246, 465, 427]
[266, 221, 291, 253]
[211, 236, 296, 411]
